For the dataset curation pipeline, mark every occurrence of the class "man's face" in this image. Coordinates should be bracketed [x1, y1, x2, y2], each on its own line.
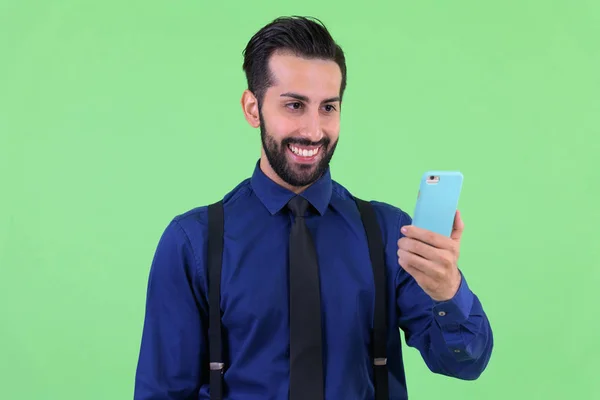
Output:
[257, 52, 342, 188]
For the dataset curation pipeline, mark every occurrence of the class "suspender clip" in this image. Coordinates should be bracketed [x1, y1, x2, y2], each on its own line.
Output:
[210, 362, 225, 373]
[374, 357, 387, 366]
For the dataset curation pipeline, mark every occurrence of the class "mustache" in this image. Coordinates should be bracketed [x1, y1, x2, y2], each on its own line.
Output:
[281, 137, 330, 147]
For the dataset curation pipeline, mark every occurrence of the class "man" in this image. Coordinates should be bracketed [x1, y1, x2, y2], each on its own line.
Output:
[134, 16, 493, 400]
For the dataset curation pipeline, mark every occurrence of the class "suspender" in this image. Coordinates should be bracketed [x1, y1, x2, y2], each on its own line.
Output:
[206, 197, 388, 400]
[207, 201, 225, 400]
[354, 198, 389, 400]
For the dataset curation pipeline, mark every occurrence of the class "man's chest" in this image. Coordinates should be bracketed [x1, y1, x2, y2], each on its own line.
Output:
[217, 215, 377, 340]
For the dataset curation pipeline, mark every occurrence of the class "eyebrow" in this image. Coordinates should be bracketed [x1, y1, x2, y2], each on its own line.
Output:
[280, 92, 340, 104]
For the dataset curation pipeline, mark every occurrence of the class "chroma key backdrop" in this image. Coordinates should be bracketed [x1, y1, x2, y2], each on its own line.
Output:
[1, 1, 598, 399]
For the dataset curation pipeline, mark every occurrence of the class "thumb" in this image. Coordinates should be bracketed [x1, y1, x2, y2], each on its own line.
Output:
[451, 210, 464, 241]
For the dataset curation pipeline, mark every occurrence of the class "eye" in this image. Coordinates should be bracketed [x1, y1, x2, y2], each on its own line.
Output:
[323, 104, 337, 112]
[286, 102, 303, 110]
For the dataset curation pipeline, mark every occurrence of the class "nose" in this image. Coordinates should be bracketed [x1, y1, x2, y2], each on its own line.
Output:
[301, 112, 324, 143]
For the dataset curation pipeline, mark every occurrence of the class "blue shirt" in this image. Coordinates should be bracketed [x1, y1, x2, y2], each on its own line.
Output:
[134, 162, 493, 400]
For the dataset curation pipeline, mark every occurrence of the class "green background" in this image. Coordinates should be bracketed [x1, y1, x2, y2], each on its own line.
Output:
[1, 0, 598, 399]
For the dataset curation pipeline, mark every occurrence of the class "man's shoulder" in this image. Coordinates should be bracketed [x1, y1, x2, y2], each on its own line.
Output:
[331, 180, 413, 228]
[165, 177, 253, 241]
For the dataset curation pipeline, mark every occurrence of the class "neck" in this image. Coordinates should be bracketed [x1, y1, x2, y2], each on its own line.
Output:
[259, 154, 311, 194]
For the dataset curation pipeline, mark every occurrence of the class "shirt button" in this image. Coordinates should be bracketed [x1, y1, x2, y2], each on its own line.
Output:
[454, 349, 461, 353]
[438, 311, 446, 316]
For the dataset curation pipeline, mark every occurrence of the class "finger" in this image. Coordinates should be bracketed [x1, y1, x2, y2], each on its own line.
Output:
[400, 261, 428, 284]
[398, 249, 426, 278]
[451, 210, 464, 242]
[398, 252, 439, 294]
[398, 237, 448, 264]
[401, 224, 450, 249]
[397, 248, 444, 280]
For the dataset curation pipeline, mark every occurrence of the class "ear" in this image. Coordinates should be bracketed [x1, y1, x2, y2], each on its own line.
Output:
[241, 90, 260, 128]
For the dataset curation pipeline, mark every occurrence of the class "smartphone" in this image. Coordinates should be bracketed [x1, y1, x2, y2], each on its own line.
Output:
[412, 171, 463, 237]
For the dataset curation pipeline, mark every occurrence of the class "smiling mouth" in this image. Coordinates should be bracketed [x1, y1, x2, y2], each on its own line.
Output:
[287, 144, 321, 158]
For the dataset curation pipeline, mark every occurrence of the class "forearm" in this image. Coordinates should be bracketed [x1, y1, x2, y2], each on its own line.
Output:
[399, 271, 494, 380]
[420, 287, 493, 379]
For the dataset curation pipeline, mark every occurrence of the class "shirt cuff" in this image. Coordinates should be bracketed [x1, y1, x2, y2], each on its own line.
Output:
[432, 270, 474, 328]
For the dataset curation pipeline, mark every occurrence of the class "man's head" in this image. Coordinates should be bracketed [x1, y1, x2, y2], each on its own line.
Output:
[240, 16, 347, 191]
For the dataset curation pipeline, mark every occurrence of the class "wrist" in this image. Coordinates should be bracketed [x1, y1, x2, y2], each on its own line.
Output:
[432, 269, 462, 302]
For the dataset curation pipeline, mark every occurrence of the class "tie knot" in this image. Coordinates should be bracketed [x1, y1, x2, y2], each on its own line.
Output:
[287, 196, 310, 217]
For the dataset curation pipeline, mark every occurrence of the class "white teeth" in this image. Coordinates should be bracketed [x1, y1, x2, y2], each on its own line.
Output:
[289, 145, 319, 157]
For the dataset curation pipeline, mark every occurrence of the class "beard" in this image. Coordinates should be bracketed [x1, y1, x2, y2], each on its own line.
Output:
[259, 110, 338, 188]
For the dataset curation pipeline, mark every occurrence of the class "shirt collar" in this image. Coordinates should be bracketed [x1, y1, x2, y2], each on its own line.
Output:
[250, 160, 332, 216]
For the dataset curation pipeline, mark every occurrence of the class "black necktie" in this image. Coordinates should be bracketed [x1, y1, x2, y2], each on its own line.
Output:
[287, 196, 324, 400]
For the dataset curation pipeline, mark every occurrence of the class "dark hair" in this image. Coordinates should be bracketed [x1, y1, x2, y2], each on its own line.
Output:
[242, 16, 347, 107]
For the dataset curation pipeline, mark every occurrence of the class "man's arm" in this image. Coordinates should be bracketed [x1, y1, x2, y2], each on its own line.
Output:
[134, 218, 207, 399]
[396, 267, 493, 379]
[394, 211, 493, 380]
